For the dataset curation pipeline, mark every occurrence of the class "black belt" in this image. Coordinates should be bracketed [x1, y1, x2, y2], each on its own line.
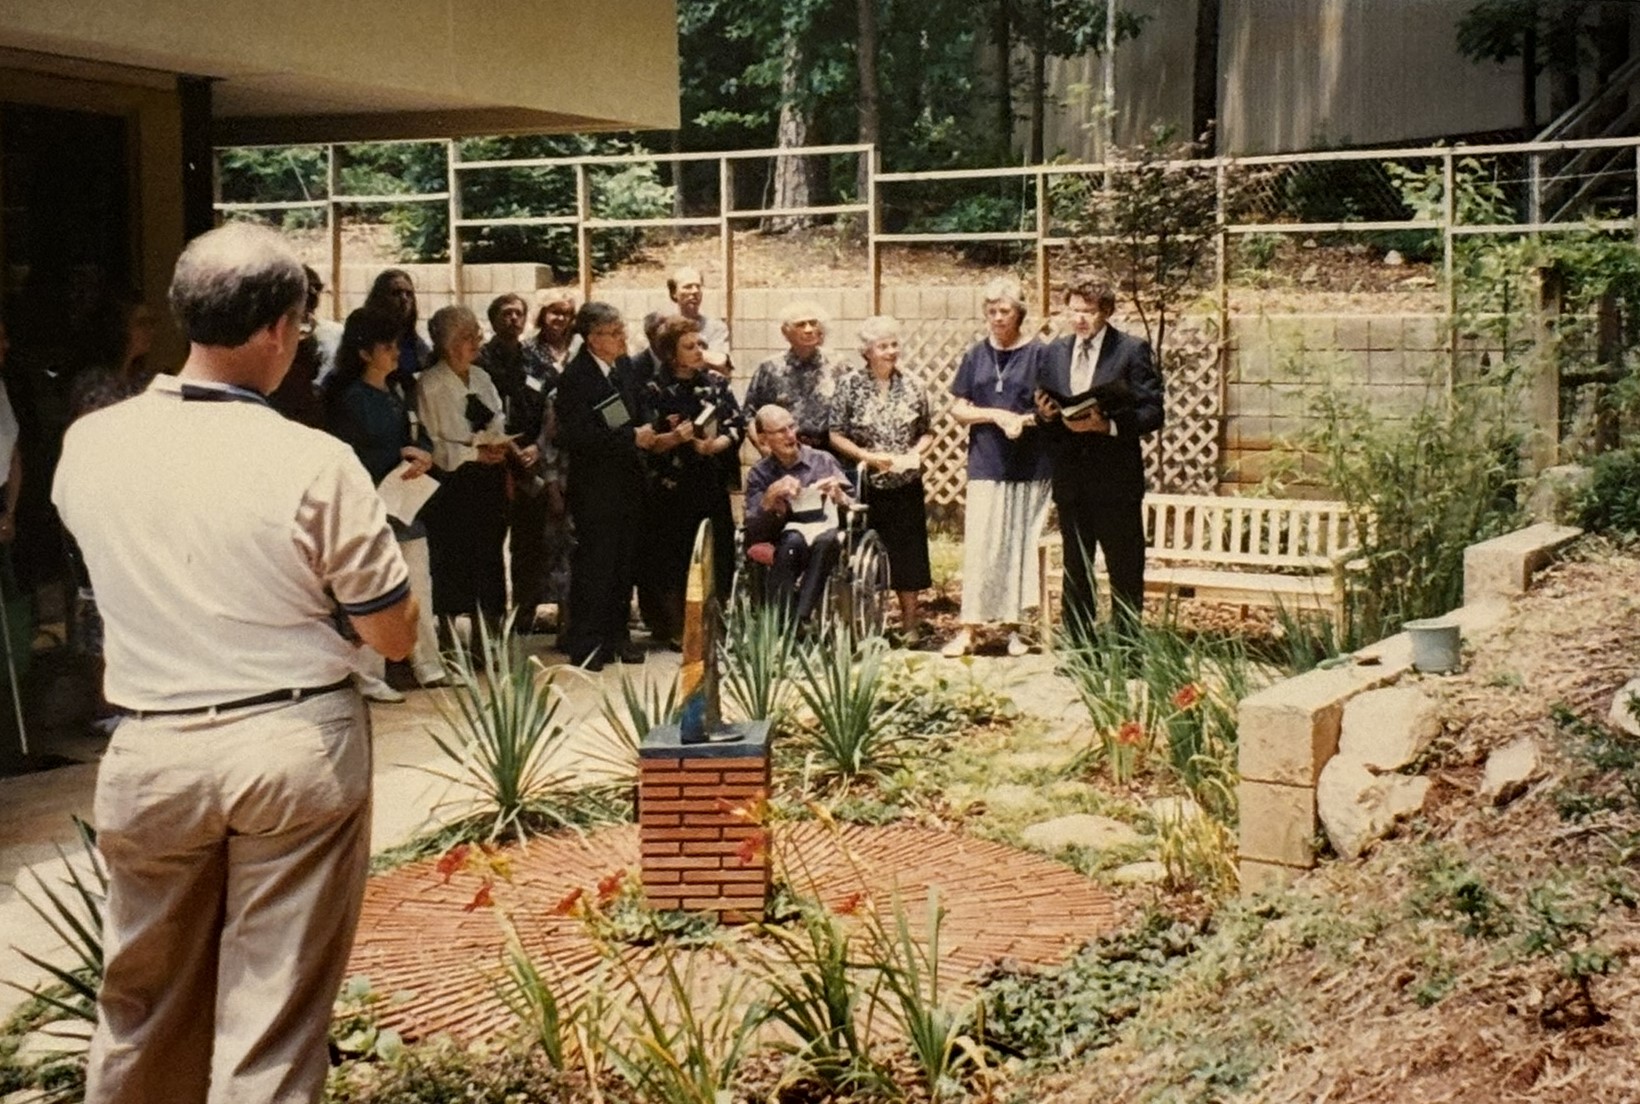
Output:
[119, 677, 355, 719]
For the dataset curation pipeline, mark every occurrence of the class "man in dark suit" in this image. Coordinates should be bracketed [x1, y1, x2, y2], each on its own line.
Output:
[554, 302, 688, 669]
[1034, 277, 1164, 643]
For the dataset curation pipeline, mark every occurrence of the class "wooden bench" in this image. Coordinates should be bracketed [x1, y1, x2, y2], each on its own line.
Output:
[1037, 493, 1370, 642]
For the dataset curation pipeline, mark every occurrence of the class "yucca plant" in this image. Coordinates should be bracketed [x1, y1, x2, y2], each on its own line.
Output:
[598, 664, 682, 751]
[717, 593, 805, 730]
[427, 615, 616, 841]
[11, 817, 105, 1028]
[794, 626, 906, 789]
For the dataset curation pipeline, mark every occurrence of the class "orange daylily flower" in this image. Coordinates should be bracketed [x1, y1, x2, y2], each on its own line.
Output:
[551, 886, 586, 916]
[435, 843, 471, 885]
[1172, 683, 1203, 710]
[596, 868, 628, 905]
[1115, 720, 1146, 747]
[462, 882, 494, 913]
[736, 829, 769, 866]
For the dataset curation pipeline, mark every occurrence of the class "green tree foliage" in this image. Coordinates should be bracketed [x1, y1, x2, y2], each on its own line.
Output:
[219, 136, 670, 274]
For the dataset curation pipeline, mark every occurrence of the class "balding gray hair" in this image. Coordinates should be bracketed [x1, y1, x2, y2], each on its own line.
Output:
[754, 404, 794, 433]
[573, 301, 623, 338]
[168, 221, 307, 348]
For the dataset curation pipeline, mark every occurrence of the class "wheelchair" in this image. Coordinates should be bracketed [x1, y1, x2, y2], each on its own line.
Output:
[731, 475, 892, 640]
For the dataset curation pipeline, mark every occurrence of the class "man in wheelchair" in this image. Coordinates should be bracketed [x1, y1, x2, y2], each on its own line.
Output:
[742, 404, 854, 623]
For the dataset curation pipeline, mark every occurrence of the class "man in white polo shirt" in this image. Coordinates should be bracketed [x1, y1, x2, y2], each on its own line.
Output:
[53, 221, 418, 1104]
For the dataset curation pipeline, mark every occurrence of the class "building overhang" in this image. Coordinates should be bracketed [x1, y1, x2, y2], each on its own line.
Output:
[0, 0, 680, 142]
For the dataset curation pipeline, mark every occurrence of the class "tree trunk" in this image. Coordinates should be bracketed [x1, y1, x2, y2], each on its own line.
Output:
[1190, 0, 1221, 151]
[994, 0, 1013, 159]
[771, 31, 813, 232]
[1028, 0, 1047, 163]
[855, 0, 881, 201]
[1521, 17, 1538, 131]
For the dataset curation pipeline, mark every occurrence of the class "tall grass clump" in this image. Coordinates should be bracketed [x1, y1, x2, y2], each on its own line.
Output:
[1286, 356, 1523, 640]
[1058, 613, 1251, 816]
[428, 616, 628, 841]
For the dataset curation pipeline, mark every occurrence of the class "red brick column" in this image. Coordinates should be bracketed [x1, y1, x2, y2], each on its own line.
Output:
[638, 722, 771, 923]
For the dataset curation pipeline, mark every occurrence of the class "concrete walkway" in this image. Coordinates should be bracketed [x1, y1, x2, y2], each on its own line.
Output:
[0, 641, 682, 1024]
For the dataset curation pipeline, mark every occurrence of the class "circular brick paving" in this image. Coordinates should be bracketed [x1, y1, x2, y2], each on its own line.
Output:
[348, 822, 1115, 1042]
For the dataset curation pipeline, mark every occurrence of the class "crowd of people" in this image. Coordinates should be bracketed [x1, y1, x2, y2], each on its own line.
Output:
[292, 265, 1164, 665]
[4, 251, 1167, 700]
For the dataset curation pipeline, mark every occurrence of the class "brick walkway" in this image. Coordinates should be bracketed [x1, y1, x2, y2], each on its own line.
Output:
[348, 821, 1115, 1042]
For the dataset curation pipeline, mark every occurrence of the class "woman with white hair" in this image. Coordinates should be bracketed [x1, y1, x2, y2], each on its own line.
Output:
[942, 276, 1051, 657]
[829, 315, 933, 642]
[417, 304, 515, 633]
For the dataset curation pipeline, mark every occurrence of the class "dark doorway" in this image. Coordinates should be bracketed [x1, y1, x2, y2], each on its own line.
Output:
[0, 102, 134, 772]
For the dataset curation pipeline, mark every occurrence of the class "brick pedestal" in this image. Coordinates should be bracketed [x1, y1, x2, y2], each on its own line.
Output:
[638, 721, 772, 923]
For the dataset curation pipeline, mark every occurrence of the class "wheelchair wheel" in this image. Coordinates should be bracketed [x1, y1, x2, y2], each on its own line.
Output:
[826, 528, 891, 640]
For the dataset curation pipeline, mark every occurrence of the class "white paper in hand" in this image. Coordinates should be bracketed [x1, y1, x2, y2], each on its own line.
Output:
[889, 451, 920, 473]
[377, 461, 441, 525]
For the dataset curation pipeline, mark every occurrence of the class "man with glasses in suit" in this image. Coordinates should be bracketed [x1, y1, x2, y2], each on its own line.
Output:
[1034, 277, 1164, 644]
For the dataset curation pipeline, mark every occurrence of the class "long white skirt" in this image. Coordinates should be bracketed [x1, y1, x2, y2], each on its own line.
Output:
[959, 478, 1052, 625]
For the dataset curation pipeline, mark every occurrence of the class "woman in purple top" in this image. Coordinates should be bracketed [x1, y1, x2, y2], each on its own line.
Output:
[943, 277, 1052, 658]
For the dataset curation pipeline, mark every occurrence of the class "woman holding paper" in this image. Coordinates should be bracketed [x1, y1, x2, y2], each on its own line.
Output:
[828, 315, 933, 645]
[640, 315, 744, 645]
[417, 305, 532, 634]
[324, 306, 444, 689]
[942, 276, 1052, 658]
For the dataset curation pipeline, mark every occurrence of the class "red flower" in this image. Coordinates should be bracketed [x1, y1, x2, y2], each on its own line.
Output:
[1171, 684, 1203, 711]
[833, 891, 865, 916]
[462, 882, 494, 913]
[435, 844, 471, 885]
[1115, 720, 1146, 747]
[596, 868, 628, 905]
[735, 829, 768, 866]
[550, 886, 585, 916]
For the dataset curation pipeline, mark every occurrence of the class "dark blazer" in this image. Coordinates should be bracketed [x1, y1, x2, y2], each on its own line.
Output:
[554, 346, 648, 515]
[1037, 325, 1165, 505]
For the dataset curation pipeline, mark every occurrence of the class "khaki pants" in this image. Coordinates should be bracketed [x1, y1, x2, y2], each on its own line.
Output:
[86, 689, 372, 1104]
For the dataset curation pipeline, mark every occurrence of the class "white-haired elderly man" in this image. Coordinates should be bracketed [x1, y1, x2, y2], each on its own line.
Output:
[743, 404, 853, 623]
[744, 299, 844, 456]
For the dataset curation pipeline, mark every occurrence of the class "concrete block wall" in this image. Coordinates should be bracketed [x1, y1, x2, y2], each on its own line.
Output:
[1222, 312, 1498, 489]
[638, 753, 771, 923]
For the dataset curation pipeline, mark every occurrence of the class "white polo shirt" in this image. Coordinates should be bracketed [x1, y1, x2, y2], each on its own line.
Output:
[52, 375, 409, 712]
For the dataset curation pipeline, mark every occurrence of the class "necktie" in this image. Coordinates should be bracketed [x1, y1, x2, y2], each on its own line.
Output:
[1073, 339, 1092, 392]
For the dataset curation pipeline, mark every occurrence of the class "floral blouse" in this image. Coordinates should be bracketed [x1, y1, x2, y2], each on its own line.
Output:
[642, 367, 747, 493]
[830, 369, 931, 490]
[743, 349, 843, 447]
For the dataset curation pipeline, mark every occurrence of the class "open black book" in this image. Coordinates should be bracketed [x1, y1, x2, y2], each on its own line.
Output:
[1043, 378, 1136, 421]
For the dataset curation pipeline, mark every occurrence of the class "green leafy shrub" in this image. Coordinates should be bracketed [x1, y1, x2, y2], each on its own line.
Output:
[1577, 447, 1640, 536]
[1284, 357, 1523, 640]
[978, 912, 1204, 1064]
